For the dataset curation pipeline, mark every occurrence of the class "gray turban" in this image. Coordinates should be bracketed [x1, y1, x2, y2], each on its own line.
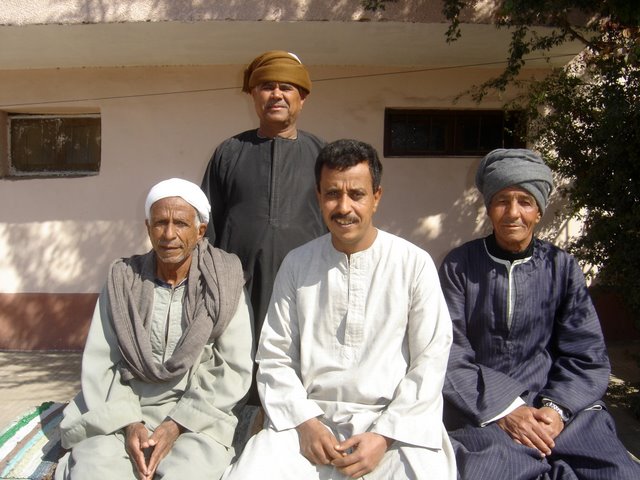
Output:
[145, 178, 211, 223]
[475, 148, 554, 214]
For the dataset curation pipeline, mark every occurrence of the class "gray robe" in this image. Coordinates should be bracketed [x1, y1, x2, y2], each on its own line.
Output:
[55, 283, 253, 480]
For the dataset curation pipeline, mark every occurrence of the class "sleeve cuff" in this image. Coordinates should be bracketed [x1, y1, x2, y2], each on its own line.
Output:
[480, 397, 526, 427]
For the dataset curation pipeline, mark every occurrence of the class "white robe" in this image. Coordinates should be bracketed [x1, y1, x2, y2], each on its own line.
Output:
[225, 230, 456, 479]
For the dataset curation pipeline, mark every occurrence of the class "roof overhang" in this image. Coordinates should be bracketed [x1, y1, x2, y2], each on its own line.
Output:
[0, 20, 583, 70]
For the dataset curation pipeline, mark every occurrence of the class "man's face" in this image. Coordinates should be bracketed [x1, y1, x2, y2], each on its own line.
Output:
[488, 186, 541, 253]
[146, 197, 206, 268]
[251, 81, 306, 129]
[317, 162, 382, 256]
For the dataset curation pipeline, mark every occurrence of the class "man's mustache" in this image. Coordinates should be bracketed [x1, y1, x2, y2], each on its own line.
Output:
[331, 214, 359, 223]
[266, 101, 288, 109]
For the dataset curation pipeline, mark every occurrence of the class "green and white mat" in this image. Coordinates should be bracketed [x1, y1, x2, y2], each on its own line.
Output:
[0, 402, 66, 480]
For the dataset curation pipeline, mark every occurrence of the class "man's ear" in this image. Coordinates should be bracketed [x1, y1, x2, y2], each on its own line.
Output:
[198, 223, 207, 240]
[373, 186, 383, 212]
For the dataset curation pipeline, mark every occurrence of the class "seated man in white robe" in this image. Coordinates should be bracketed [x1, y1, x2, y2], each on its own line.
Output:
[56, 178, 254, 480]
[223, 139, 456, 480]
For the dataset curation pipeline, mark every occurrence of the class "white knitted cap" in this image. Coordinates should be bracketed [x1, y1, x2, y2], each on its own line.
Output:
[145, 178, 211, 223]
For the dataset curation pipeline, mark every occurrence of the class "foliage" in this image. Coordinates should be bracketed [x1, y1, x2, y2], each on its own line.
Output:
[450, 1, 640, 325]
[606, 380, 640, 420]
[365, 1, 640, 325]
[442, 1, 640, 101]
[525, 58, 640, 321]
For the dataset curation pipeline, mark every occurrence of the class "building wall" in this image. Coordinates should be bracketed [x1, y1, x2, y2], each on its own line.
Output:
[0, 63, 570, 350]
[0, 0, 457, 25]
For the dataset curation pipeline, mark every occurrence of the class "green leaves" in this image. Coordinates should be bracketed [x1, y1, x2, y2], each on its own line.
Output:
[442, 0, 640, 325]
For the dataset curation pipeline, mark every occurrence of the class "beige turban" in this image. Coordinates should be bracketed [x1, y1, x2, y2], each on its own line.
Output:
[145, 178, 211, 223]
[242, 50, 312, 93]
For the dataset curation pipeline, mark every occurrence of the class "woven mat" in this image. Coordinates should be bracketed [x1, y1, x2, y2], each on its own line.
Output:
[0, 402, 262, 479]
[0, 402, 66, 480]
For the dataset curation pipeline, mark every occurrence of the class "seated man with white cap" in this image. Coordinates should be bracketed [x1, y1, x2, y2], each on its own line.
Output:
[55, 178, 254, 480]
[439, 149, 640, 479]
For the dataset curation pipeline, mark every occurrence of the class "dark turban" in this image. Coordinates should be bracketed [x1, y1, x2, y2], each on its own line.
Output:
[242, 50, 312, 94]
[476, 148, 554, 214]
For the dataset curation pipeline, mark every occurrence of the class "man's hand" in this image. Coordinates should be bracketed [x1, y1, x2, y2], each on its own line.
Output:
[296, 418, 342, 465]
[145, 419, 183, 478]
[124, 419, 183, 480]
[332, 432, 393, 478]
[124, 422, 151, 479]
[538, 406, 564, 440]
[497, 405, 558, 456]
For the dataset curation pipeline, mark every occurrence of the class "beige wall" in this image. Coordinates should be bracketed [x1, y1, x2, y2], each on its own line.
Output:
[0, 0, 454, 24]
[0, 2, 585, 349]
[0, 63, 573, 299]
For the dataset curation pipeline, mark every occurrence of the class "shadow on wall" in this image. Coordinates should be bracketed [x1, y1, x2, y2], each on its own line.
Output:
[409, 168, 576, 265]
[1, 220, 147, 351]
[398, 163, 639, 341]
[43, 0, 444, 23]
[1, 220, 147, 293]
[0, 293, 97, 351]
[378, 156, 574, 268]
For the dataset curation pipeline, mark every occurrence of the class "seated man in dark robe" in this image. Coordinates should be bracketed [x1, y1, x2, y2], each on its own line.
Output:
[439, 149, 640, 479]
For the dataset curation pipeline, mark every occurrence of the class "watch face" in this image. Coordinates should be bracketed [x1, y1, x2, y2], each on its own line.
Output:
[543, 402, 567, 421]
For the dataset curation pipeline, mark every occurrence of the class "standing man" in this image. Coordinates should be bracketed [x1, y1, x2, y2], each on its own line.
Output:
[56, 178, 254, 480]
[439, 149, 640, 479]
[201, 50, 326, 353]
[223, 139, 456, 480]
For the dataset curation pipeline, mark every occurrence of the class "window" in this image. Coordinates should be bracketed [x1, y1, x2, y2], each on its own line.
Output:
[3, 114, 101, 178]
[384, 109, 526, 157]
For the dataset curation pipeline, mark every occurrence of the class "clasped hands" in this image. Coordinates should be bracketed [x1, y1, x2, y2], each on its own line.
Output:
[497, 405, 564, 457]
[296, 417, 393, 478]
[124, 419, 182, 480]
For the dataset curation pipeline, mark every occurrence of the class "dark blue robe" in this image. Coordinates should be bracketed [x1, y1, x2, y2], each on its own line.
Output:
[439, 237, 639, 479]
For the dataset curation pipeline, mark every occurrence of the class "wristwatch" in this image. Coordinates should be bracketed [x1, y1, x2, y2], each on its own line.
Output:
[542, 400, 568, 422]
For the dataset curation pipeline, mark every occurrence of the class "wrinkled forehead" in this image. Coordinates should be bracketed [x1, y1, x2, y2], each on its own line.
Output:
[320, 162, 374, 187]
[256, 80, 296, 87]
[148, 196, 197, 216]
[493, 185, 533, 196]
